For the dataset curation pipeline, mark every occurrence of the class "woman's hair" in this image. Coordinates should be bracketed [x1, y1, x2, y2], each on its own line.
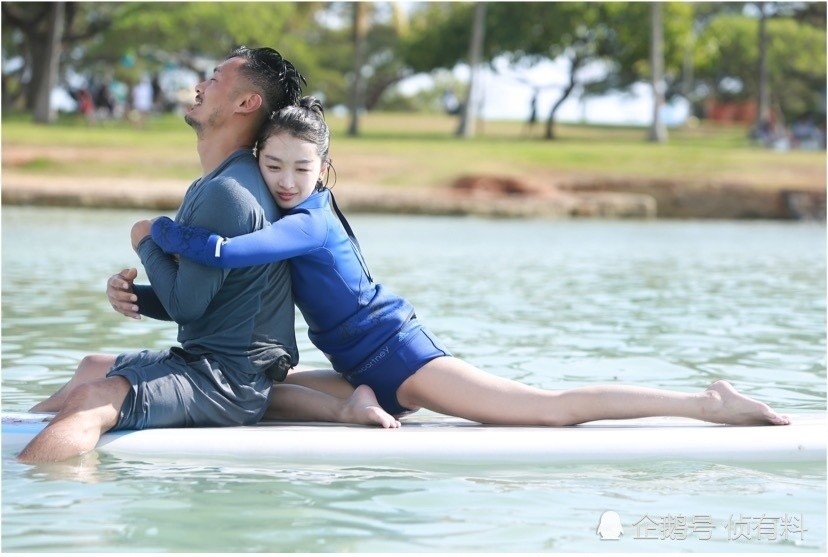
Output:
[257, 96, 333, 190]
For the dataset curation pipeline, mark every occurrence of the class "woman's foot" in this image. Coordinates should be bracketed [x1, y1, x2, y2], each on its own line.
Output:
[702, 380, 789, 425]
[340, 385, 401, 428]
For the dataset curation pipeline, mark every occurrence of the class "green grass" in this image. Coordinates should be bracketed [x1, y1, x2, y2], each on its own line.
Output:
[2, 111, 825, 191]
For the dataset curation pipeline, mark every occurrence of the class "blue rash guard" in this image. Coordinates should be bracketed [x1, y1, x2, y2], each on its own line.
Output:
[152, 188, 449, 413]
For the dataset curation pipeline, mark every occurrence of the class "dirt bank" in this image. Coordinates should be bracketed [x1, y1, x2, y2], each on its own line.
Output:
[1, 143, 824, 219]
[3, 169, 824, 220]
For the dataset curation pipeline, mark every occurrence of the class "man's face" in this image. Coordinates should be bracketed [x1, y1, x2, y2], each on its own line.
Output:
[185, 57, 247, 135]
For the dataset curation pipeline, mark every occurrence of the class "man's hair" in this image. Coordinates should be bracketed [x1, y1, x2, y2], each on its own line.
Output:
[226, 46, 306, 117]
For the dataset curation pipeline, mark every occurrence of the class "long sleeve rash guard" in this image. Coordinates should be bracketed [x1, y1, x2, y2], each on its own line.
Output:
[152, 188, 413, 373]
[138, 149, 298, 374]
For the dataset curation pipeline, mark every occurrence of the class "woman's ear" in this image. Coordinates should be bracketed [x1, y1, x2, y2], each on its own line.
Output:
[318, 160, 330, 182]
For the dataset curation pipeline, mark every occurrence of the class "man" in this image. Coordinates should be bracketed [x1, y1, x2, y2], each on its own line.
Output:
[19, 47, 306, 463]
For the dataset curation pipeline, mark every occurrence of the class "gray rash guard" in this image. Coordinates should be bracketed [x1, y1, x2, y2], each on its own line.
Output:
[135, 149, 298, 374]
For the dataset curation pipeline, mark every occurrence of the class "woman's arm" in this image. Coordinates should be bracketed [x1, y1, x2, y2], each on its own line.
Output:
[138, 183, 253, 324]
[151, 210, 323, 269]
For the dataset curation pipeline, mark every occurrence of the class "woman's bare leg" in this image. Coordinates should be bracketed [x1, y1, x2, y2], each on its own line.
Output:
[396, 357, 790, 426]
[266, 383, 400, 428]
[283, 367, 356, 398]
[30, 355, 115, 413]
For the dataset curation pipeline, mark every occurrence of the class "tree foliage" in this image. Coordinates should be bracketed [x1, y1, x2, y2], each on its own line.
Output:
[401, 2, 667, 138]
[2, 1, 825, 131]
[695, 10, 826, 120]
[2, 2, 119, 111]
[84, 3, 322, 80]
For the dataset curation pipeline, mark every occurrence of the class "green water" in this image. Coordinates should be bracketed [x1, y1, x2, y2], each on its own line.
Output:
[2, 207, 825, 552]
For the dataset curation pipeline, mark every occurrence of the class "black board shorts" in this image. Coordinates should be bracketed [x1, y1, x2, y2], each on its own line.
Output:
[107, 348, 271, 431]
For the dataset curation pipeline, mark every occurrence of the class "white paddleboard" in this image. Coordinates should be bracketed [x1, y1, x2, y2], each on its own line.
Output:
[3, 412, 824, 465]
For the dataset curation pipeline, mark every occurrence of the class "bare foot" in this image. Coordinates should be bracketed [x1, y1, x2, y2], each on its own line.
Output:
[341, 385, 401, 428]
[703, 380, 789, 426]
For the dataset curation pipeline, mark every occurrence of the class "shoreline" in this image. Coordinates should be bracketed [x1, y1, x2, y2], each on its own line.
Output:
[2, 171, 824, 220]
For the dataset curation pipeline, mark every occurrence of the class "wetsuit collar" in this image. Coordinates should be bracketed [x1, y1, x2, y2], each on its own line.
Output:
[196, 149, 252, 186]
[289, 188, 330, 212]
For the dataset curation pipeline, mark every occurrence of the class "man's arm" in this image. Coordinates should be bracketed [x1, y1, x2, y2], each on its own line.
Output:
[134, 284, 173, 321]
[134, 180, 261, 324]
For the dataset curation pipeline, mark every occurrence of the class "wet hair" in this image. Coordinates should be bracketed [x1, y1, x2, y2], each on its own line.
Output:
[226, 46, 306, 117]
[257, 96, 334, 191]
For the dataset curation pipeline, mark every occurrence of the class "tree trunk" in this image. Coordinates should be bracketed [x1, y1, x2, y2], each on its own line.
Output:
[755, 1, 771, 128]
[648, 2, 668, 142]
[457, 2, 486, 138]
[32, 2, 65, 124]
[347, 2, 369, 137]
[544, 53, 581, 140]
[390, 1, 408, 35]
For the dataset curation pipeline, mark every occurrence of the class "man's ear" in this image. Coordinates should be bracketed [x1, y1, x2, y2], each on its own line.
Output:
[237, 92, 263, 114]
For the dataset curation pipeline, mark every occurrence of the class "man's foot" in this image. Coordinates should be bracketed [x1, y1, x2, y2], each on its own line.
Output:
[341, 385, 401, 428]
[703, 380, 790, 425]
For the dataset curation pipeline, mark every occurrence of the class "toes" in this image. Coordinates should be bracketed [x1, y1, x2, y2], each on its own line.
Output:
[771, 414, 791, 426]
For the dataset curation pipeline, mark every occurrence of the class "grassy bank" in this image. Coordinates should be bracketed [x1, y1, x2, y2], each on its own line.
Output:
[2, 111, 825, 193]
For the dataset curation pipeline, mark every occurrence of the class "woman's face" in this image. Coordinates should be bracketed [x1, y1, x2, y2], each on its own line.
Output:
[258, 132, 326, 210]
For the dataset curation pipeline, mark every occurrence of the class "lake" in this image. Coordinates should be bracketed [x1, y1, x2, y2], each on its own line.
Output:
[1, 206, 825, 552]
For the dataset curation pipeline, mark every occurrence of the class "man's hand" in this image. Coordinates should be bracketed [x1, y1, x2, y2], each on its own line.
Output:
[131, 219, 153, 250]
[107, 268, 140, 319]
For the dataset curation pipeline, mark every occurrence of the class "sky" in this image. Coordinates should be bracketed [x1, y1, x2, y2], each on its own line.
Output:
[398, 55, 691, 127]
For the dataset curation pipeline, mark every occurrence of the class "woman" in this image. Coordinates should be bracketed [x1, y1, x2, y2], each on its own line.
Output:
[142, 96, 788, 428]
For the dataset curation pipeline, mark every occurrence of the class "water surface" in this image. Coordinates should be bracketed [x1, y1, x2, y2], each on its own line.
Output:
[2, 207, 825, 552]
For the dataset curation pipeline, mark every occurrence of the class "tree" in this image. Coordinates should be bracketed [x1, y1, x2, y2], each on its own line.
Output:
[86, 2, 321, 79]
[2, 2, 325, 119]
[694, 9, 826, 124]
[755, 2, 770, 127]
[648, 2, 667, 142]
[31, 2, 65, 123]
[337, 2, 411, 135]
[347, 2, 369, 136]
[401, 2, 691, 140]
[456, 2, 486, 138]
[402, 2, 620, 139]
[484, 2, 625, 140]
[2, 2, 116, 118]
[591, 3, 694, 106]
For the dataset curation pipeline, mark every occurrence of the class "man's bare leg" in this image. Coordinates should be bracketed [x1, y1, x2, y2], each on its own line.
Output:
[30, 355, 115, 413]
[29, 361, 395, 428]
[267, 383, 400, 428]
[18, 375, 130, 463]
[397, 357, 790, 426]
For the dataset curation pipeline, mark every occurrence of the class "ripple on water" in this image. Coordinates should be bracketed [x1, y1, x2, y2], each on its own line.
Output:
[2, 210, 824, 553]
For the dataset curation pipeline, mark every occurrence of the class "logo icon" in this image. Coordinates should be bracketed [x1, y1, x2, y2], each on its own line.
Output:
[596, 510, 624, 540]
